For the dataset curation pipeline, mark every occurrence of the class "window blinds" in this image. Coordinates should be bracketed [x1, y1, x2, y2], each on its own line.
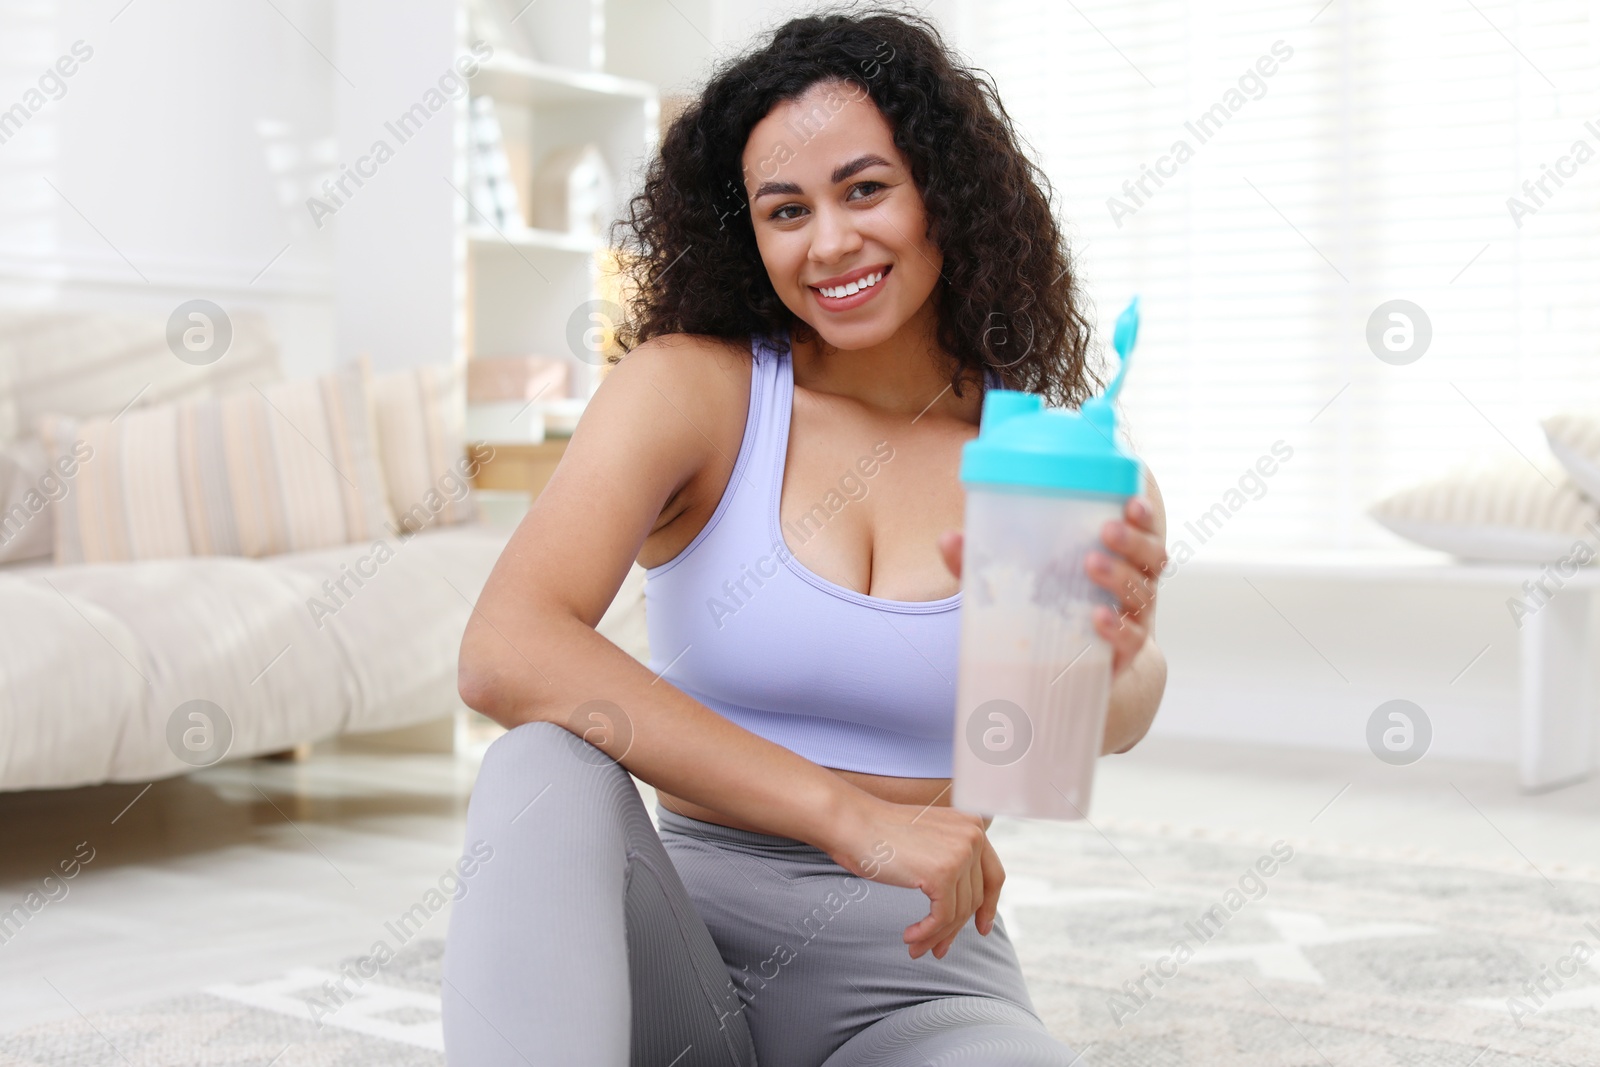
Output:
[965, 0, 1600, 550]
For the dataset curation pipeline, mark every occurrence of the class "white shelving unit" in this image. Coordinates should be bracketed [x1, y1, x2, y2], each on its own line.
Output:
[462, 20, 658, 402]
[331, 0, 690, 390]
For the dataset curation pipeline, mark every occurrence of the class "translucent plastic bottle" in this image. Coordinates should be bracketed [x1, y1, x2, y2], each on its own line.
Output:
[952, 298, 1144, 821]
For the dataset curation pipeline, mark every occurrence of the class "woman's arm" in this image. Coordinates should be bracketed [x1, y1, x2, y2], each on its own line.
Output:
[1102, 637, 1167, 754]
[456, 337, 878, 851]
[1095, 467, 1170, 754]
[458, 339, 1010, 960]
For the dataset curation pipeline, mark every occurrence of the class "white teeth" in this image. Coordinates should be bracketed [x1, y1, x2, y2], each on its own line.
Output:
[817, 271, 883, 300]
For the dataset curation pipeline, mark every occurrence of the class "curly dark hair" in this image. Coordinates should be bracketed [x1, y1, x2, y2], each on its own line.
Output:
[609, 4, 1103, 409]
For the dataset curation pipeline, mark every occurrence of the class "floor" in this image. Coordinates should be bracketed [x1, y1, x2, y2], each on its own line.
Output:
[3, 726, 1597, 1034]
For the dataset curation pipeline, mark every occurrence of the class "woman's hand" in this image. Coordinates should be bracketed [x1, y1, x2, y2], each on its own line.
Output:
[821, 793, 1005, 960]
[937, 492, 1168, 679]
[1085, 494, 1167, 677]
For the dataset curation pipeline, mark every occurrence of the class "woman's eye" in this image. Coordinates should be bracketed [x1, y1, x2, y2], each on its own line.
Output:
[848, 181, 885, 200]
[769, 204, 806, 221]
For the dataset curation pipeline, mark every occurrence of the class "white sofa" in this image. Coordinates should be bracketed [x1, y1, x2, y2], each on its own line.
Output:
[0, 522, 650, 791]
[0, 310, 647, 791]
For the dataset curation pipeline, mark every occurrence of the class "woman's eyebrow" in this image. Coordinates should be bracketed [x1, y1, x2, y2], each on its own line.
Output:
[830, 153, 891, 184]
[753, 178, 802, 200]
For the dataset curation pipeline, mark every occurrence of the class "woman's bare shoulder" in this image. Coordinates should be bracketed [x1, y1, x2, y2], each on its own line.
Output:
[589, 333, 756, 549]
[602, 332, 754, 458]
[614, 332, 753, 396]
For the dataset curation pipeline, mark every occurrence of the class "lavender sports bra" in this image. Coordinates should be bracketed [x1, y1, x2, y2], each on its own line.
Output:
[643, 331, 1000, 778]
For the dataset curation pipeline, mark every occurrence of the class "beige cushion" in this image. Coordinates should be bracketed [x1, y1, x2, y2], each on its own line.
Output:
[1367, 457, 1600, 563]
[371, 362, 481, 533]
[1544, 411, 1600, 505]
[38, 359, 394, 563]
[0, 437, 58, 563]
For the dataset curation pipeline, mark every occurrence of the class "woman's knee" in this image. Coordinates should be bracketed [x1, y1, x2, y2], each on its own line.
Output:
[819, 997, 1076, 1067]
[478, 719, 625, 786]
[470, 719, 642, 833]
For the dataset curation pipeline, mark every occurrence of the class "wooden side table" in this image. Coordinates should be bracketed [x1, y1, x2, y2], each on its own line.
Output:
[467, 437, 571, 500]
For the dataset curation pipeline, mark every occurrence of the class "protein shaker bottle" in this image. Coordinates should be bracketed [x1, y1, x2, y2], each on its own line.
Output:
[952, 297, 1145, 821]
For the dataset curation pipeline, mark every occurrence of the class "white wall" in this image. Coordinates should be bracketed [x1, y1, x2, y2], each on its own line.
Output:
[605, 0, 977, 98]
[0, 0, 339, 379]
[331, 0, 462, 375]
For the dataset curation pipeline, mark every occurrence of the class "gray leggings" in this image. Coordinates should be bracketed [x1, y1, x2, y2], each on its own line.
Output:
[441, 721, 1080, 1066]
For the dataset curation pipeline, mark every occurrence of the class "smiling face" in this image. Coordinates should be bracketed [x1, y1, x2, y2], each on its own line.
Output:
[741, 80, 944, 351]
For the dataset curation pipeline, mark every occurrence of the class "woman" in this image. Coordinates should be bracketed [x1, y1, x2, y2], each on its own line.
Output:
[444, 8, 1169, 1065]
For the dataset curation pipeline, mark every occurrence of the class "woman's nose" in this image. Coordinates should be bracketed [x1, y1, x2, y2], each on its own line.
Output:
[808, 205, 864, 263]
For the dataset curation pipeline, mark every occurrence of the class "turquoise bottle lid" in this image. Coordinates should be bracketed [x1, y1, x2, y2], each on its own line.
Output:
[961, 297, 1143, 497]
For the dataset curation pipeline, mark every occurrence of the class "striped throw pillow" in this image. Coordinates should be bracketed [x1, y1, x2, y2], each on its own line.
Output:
[38, 358, 395, 563]
[371, 362, 481, 534]
[1367, 457, 1600, 564]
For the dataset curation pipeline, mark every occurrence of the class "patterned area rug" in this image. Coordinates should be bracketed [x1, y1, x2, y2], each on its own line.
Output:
[993, 817, 1600, 1066]
[3, 821, 1597, 1065]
